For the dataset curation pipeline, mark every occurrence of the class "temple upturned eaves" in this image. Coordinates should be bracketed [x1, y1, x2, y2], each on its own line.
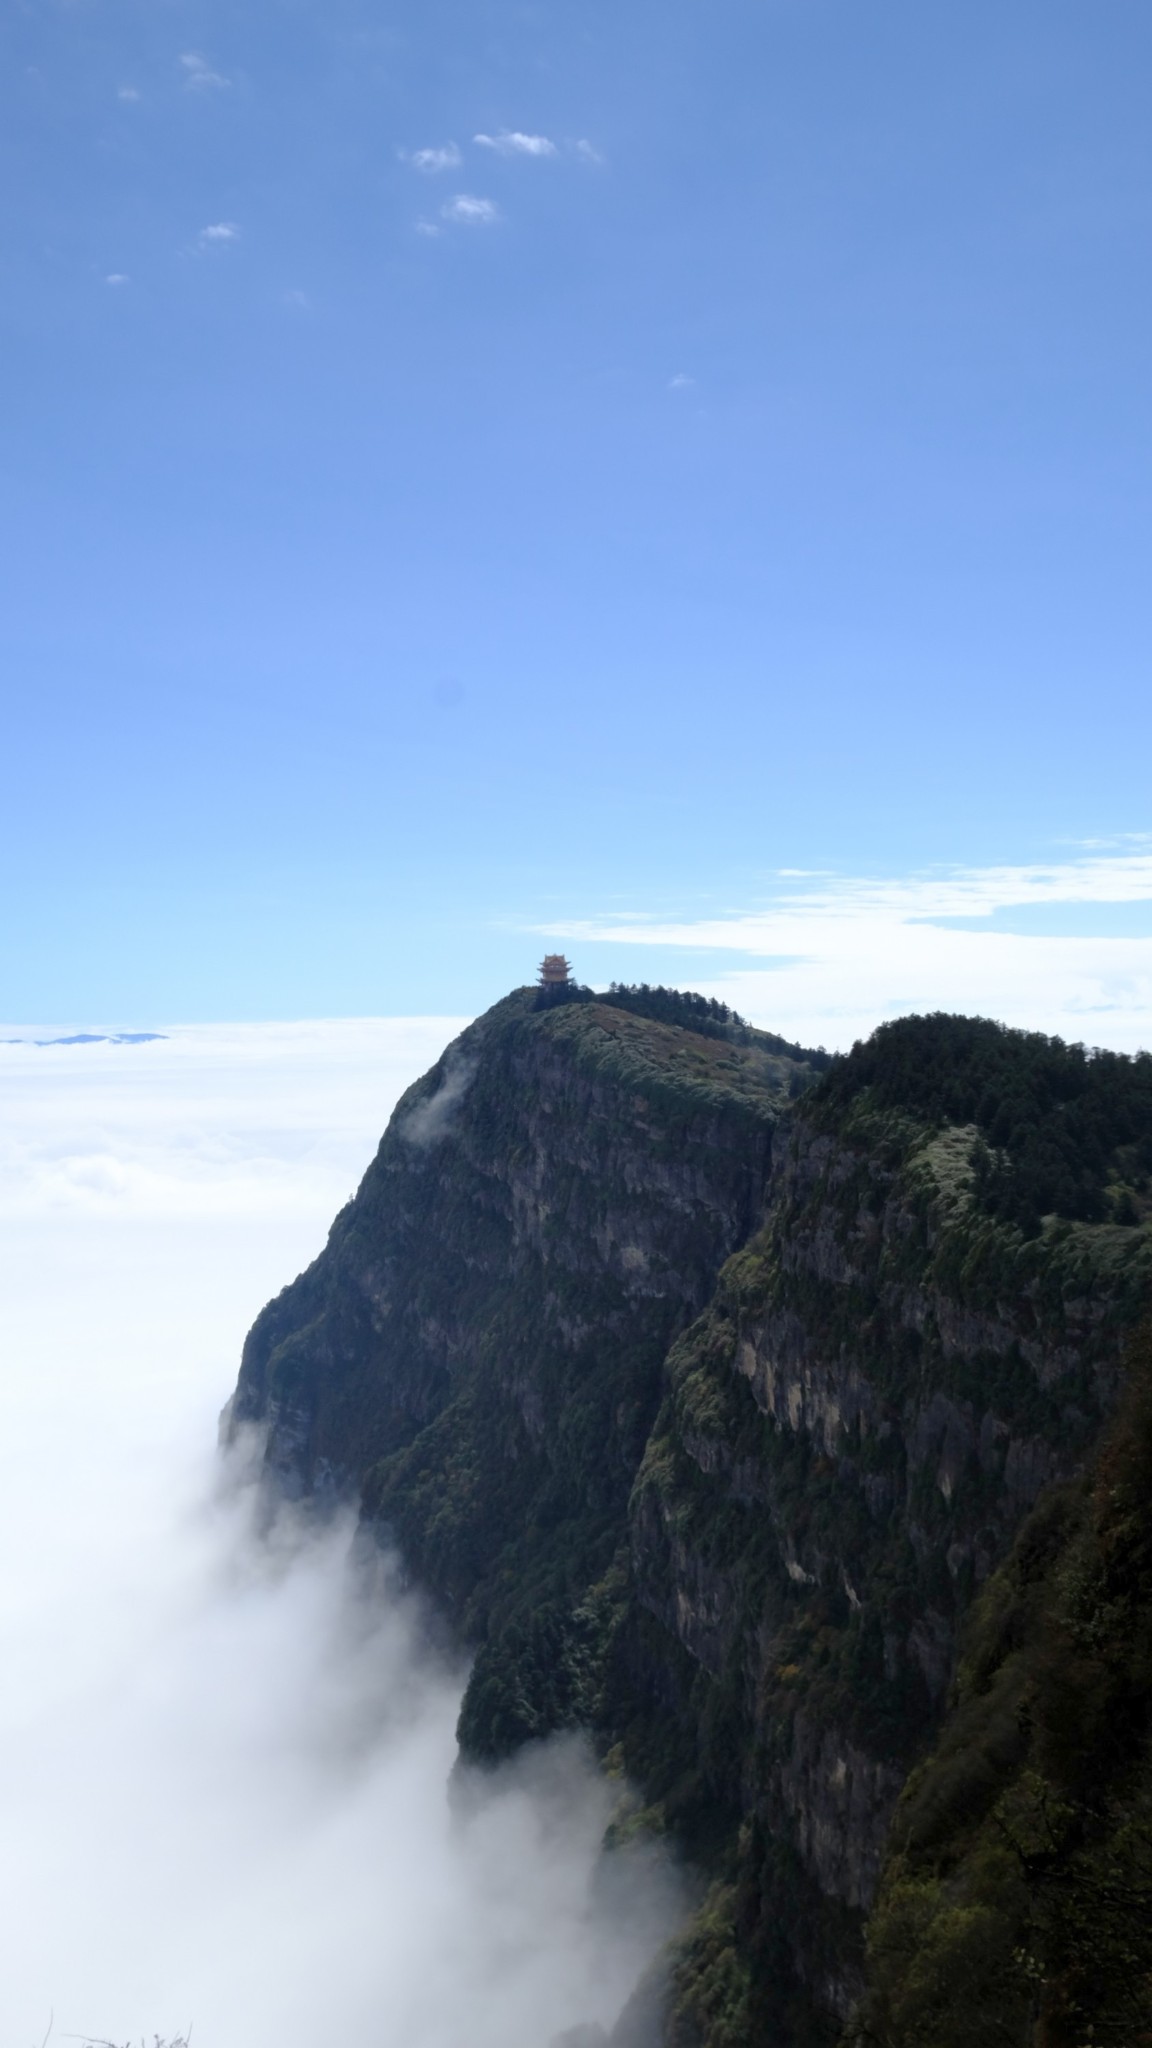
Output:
[538, 954, 572, 987]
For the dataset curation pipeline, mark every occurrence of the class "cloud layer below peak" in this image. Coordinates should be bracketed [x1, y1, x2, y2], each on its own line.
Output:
[0, 1021, 682, 2048]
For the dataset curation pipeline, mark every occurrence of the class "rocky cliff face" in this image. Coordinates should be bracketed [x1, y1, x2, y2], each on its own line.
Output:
[856, 1331, 1152, 2047]
[232, 988, 815, 1754]
[229, 992, 1152, 2048]
[625, 1076, 1150, 2038]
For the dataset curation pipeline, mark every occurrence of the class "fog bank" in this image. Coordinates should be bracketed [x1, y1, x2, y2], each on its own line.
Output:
[0, 1027, 682, 2048]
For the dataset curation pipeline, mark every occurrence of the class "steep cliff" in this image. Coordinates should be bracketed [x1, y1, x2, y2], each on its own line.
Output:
[856, 1323, 1152, 2046]
[232, 987, 820, 1757]
[622, 1019, 1151, 2040]
[229, 993, 1152, 2047]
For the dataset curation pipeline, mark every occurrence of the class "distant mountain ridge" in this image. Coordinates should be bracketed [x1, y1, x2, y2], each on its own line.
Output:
[229, 987, 1152, 2046]
[1, 1031, 165, 1046]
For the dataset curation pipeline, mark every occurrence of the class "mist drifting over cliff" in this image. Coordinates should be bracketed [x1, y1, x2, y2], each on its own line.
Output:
[0, 1025, 681, 2048]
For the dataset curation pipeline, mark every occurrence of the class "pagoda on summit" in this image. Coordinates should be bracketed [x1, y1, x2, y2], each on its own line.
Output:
[538, 953, 572, 989]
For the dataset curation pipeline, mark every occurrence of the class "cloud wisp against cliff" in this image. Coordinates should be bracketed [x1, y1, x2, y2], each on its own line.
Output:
[399, 1050, 477, 1147]
[545, 846, 1152, 1053]
[0, 1038, 680, 2048]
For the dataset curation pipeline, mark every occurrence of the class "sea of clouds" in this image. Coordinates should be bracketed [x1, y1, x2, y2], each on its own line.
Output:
[0, 1023, 682, 2048]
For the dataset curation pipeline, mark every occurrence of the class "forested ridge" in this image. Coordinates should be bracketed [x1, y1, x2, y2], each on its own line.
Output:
[231, 991, 1152, 2047]
[815, 1012, 1152, 1233]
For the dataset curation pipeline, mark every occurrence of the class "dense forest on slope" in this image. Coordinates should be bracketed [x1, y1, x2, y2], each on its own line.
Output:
[859, 1321, 1152, 2047]
[600, 986, 836, 1068]
[815, 1013, 1152, 1233]
[230, 991, 1152, 2048]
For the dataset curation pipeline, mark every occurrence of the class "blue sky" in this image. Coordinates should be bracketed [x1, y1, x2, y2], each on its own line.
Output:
[3, 0, 1151, 1033]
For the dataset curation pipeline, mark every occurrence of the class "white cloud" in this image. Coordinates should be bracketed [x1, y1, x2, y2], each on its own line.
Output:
[0, 1016, 681, 2048]
[117, 85, 140, 102]
[181, 51, 231, 90]
[574, 138, 604, 165]
[474, 131, 557, 158]
[105, 272, 129, 286]
[398, 1051, 476, 1148]
[415, 219, 443, 237]
[198, 221, 241, 247]
[543, 847, 1152, 1053]
[0, 1019, 464, 1223]
[668, 372, 695, 390]
[441, 194, 500, 225]
[403, 143, 462, 174]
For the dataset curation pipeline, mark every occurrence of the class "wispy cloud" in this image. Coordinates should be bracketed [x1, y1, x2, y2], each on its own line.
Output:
[474, 131, 557, 158]
[117, 85, 140, 103]
[398, 1052, 476, 1148]
[441, 194, 500, 225]
[197, 221, 241, 248]
[181, 52, 231, 91]
[667, 373, 695, 390]
[574, 138, 604, 165]
[402, 143, 462, 174]
[541, 847, 1152, 1053]
[105, 273, 129, 287]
